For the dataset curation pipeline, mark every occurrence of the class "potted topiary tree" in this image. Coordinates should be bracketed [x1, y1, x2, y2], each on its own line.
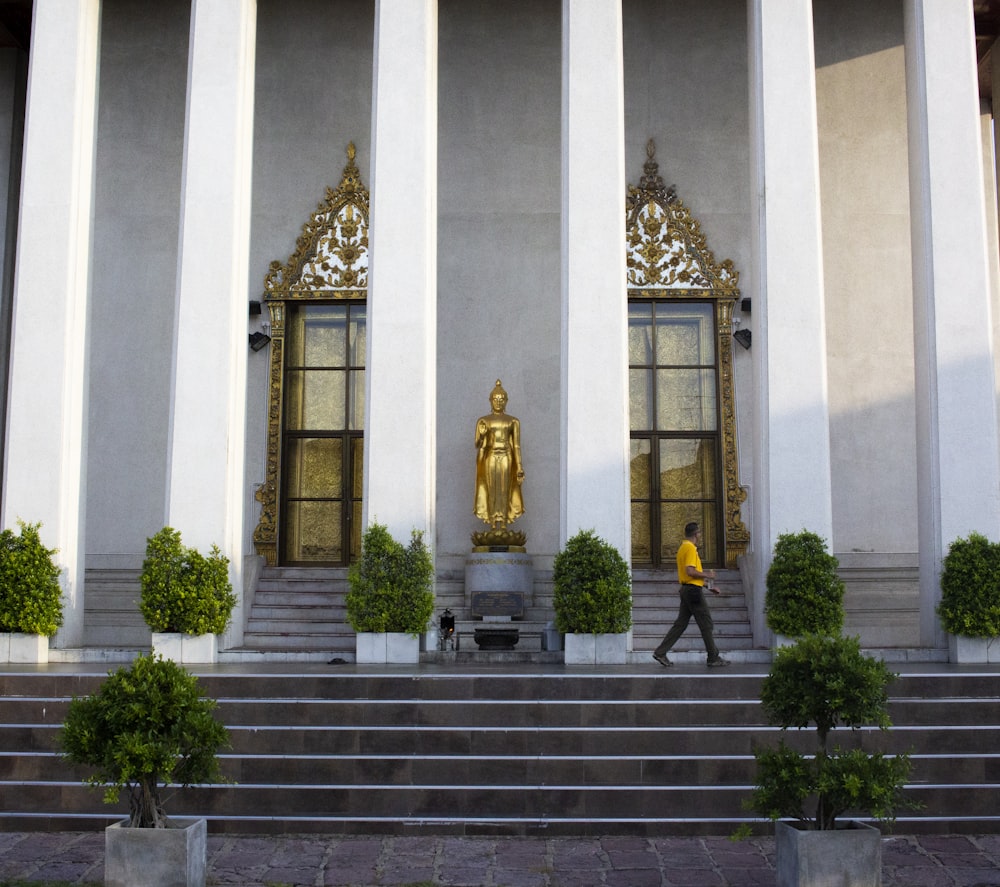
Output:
[552, 529, 632, 664]
[140, 527, 236, 664]
[60, 653, 230, 887]
[0, 520, 63, 663]
[743, 634, 913, 887]
[937, 532, 1000, 663]
[346, 522, 435, 663]
[765, 530, 845, 644]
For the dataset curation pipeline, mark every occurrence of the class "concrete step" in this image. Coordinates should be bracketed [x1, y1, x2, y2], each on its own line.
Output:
[82, 568, 149, 648]
[1, 667, 998, 835]
[242, 568, 353, 652]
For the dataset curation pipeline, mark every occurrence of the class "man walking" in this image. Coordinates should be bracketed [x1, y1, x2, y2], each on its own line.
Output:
[652, 522, 730, 667]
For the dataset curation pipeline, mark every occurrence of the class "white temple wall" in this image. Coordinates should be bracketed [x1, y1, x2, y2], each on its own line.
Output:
[0, 48, 25, 491]
[436, 0, 562, 566]
[989, 48, 1000, 519]
[624, 0, 752, 281]
[85, 0, 189, 566]
[246, 0, 375, 553]
[816, 0, 918, 557]
[19, 0, 987, 654]
[623, 0, 754, 545]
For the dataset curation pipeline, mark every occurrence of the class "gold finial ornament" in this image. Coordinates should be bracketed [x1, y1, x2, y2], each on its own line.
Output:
[472, 380, 526, 551]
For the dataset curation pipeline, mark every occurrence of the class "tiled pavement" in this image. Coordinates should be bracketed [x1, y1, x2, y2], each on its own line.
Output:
[1, 831, 1000, 886]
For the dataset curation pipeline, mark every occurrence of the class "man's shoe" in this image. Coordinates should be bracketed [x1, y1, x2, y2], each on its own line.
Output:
[652, 652, 673, 667]
[707, 657, 731, 668]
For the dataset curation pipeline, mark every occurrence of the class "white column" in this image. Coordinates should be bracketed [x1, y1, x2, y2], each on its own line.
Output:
[904, 0, 1000, 646]
[747, 0, 833, 637]
[560, 0, 630, 557]
[364, 0, 437, 542]
[167, 0, 256, 642]
[2, 0, 100, 647]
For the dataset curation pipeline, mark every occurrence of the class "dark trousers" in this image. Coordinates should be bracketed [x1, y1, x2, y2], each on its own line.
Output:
[653, 584, 720, 660]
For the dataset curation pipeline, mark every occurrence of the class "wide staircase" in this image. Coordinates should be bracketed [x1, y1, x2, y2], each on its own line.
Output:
[1, 666, 998, 835]
[237, 566, 754, 661]
[241, 568, 354, 656]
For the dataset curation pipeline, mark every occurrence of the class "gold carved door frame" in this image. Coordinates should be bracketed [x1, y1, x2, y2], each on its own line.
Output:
[253, 144, 369, 566]
[626, 140, 749, 569]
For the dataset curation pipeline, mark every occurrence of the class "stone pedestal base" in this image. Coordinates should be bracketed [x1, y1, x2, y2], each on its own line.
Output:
[465, 551, 533, 617]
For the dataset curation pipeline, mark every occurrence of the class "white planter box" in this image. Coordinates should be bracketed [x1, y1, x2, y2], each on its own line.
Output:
[355, 632, 420, 664]
[1, 633, 49, 663]
[563, 632, 628, 665]
[151, 633, 218, 664]
[386, 632, 421, 663]
[947, 633, 1000, 664]
[105, 817, 206, 887]
[775, 820, 881, 887]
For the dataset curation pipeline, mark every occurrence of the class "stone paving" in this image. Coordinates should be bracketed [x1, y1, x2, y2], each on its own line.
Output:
[1, 830, 999, 886]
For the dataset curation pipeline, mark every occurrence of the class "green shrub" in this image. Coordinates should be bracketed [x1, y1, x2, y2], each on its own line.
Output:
[746, 634, 913, 830]
[0, 520, 63, 636]
[346, 523, 435, 634]
[140, 527, 236, 635]
[937, 532, 1000, 637]
[552, 530, 632, 634]
[765, 530, 844, 637]
[60, 654, 229, 828]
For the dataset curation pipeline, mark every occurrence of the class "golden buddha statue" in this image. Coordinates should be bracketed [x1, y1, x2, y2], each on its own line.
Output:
[472, 380, 526, 550]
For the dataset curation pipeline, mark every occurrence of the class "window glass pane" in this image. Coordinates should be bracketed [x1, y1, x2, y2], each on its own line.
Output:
[305, 305, 347, 367]
[349, 305, 366, 366]
[659, 502, 688, 567]
[629, 368, 653, 430]
[631, 503, 651, 563]
[656, 368, 717, 431]
[630, 438, 651, 499]
[279, 300, 366, 566]
[351, 500, 363, 562]
[348, 369, 365, 431]
[351, 438, 364, 498]
[285, 501, 342, 562]
[285, 305, 306, 366]
[284, 370, 346, 430]
[659, 502, 718, 566]
[655, 303, 714, 366]
[628, 303, 653, 365]
[285, 438, 342, 498]
[659, 439, 717, 499]
[283, 370, 303, 430]
[286, 304, 348, 367]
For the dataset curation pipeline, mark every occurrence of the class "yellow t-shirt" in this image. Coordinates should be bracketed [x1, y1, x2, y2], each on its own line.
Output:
[676, 538, 703, 586]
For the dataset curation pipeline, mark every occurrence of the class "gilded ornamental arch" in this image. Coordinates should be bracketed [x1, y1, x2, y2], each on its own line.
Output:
[253, 144, 369, 566]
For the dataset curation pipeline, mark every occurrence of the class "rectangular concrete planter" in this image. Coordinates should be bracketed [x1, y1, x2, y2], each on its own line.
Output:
[775, 820, 881, 887]
[1, 633, 49, 663]
[355, 632, 420, 664]
[151, 632, 218, 664]
[105, 817, 207, 887]
[563, 632, 628, 665]
[948, 633, 1000, 663]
